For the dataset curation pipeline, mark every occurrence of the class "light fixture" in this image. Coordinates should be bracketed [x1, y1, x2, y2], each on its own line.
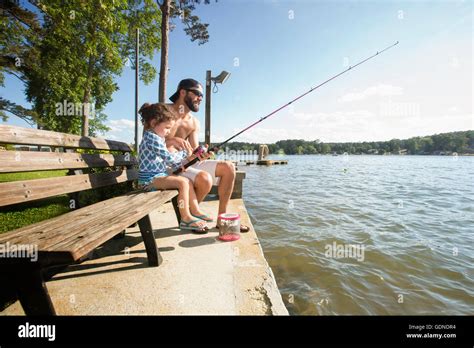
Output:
[211, 71, 231, 84]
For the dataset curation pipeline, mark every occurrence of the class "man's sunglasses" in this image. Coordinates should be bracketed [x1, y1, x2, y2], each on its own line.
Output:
[186, 89, 203, 98]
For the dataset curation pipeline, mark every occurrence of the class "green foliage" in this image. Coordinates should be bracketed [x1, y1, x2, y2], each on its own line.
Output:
[170, 0, 213, 45]
[0, 0, 42, 124]
[0, 169, 68, 183]
[1, 0, 162, 135]
[0, 196, 71, 233]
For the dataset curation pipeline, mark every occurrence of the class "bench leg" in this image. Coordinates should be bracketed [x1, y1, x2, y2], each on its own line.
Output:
[171, 196, 181, 224]
[15, 264, 56, 315]
[137, 214, 162, 267]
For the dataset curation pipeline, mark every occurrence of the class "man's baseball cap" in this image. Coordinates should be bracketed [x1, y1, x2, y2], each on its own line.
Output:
[169, 78, 203, 103]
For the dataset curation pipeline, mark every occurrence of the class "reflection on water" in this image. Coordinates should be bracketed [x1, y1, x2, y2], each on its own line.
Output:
[242, 155, 474, 315]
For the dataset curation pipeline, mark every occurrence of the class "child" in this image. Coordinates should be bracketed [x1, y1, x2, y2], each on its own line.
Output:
[138, 102, 212, 232]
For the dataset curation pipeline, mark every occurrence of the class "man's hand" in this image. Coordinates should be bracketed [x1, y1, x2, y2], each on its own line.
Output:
[168, 137, 193, 154]
[197, 144, 214, 161]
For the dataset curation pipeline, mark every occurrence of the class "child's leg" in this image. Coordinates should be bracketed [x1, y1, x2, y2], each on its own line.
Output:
[152, 176, 203, 225]
[187, 178, 207, 217]
[187, 179, 214, 222]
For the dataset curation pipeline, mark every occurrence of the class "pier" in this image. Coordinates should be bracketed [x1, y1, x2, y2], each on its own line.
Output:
[1, 171, 288, 315]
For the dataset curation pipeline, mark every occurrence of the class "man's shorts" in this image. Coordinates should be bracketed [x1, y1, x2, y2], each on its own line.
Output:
[179, 160, 220, 186]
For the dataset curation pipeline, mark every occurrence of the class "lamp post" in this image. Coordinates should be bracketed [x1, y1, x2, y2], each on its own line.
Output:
[205, 70, 230, 145]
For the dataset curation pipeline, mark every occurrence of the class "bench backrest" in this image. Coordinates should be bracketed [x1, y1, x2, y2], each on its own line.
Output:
[0, 125, 137, 207]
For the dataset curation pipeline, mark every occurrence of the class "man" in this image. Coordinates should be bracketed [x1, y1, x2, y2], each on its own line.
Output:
[166, 78, 249, 232]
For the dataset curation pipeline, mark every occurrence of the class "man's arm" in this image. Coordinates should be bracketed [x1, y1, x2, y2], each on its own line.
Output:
[188, 117, 200, 149]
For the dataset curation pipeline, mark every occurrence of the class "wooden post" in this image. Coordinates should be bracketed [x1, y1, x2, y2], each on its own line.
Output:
[258, 144, 269, 161]
[137, 214, 162, 267]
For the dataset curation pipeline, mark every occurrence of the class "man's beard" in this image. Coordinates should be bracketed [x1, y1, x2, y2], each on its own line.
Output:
[184, 95, 200, 112]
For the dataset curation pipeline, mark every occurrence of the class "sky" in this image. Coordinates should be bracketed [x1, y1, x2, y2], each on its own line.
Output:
[1, 0, 473, 144]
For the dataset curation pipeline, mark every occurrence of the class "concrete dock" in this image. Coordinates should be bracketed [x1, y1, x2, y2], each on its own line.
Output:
[1, 197, 288, 315]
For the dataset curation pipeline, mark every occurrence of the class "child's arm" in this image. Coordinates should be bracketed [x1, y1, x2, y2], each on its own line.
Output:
[149, 133, 188, 169]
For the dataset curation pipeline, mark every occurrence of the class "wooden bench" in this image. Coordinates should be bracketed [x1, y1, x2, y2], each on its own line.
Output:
[0, 125, 178, 315]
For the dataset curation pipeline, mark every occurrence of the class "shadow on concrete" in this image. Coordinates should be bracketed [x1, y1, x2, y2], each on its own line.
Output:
[46, 232, 175, 282]
[49, 256, 151, 282]
[152, 226, 220, 239]
[179, 236, 220, 248]
[152, 226, 185, 239]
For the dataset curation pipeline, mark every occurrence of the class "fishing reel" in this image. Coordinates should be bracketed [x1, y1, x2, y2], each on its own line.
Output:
[192, 145, 207, 157]
[173, 145, 216, 175]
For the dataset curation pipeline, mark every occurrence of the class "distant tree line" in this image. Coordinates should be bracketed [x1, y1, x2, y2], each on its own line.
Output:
[212, 130, 474, 155]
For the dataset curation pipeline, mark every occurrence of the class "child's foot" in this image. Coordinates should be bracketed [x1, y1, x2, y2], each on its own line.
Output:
[180, 218, 208, 233]
[190, 211, 213, 222]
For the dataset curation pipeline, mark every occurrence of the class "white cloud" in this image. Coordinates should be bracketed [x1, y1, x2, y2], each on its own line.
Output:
[338, 84, 404, 103]
[103, 118, 136, 144]
[109, 119, 135, 129]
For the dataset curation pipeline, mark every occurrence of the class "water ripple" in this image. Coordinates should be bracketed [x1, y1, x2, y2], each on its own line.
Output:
[243, 155, 474, 315]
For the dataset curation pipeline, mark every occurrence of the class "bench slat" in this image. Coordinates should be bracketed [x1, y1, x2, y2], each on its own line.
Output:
[0, 190, 178, 264]
[58, 191, 177, 260]
[0, 151, 137, 173]
[0, 194, 135, 256]
[0, 169, 138, 206]
[0, 125, 132, 151]
[0, 190, 136, 245]
[11, 188, 156, 248]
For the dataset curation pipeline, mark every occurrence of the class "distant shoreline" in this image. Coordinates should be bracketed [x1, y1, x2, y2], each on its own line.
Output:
[269, 153, 474, 156]
[281, 153, 474, 156]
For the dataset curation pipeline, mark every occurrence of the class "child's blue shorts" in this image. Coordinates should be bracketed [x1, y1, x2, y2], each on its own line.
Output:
[138, 173, 168, 192]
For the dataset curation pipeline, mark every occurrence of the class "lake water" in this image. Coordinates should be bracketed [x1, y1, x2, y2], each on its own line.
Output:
[240, 155, 474, 315]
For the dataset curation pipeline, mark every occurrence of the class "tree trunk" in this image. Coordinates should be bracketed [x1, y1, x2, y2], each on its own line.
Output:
[82, 55, 95, 137]
[158, 0, 170, 103]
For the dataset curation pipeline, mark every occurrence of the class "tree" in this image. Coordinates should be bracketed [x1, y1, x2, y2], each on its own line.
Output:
[0, 0, 42, 125]
[405, 138, 420, 154]
[157, 0, 212, 102]
[1, 0, 162, 136]
[320, 143, 331, 154]
[419, 137, 434, 153]
[389, 139, 401, 153]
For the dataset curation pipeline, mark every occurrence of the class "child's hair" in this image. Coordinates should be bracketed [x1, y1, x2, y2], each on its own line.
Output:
[139, 102, 177, 130]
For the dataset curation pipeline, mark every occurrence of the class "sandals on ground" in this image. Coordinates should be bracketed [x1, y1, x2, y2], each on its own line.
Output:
[191, 214, 214, 222]
[215, 223, 250, 233]
[180, 219, 208, 233]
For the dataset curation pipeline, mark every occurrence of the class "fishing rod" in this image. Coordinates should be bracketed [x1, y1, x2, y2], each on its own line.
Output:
[174, 41, 399, 174]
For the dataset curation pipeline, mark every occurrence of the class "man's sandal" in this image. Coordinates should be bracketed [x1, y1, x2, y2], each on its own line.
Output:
[215, 223, 250, 233]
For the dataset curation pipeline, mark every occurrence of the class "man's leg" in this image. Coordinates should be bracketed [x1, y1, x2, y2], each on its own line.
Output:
[214, 161, 250, 232]
[194, 171, 213, 203]
[215, 161, 236, 215]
